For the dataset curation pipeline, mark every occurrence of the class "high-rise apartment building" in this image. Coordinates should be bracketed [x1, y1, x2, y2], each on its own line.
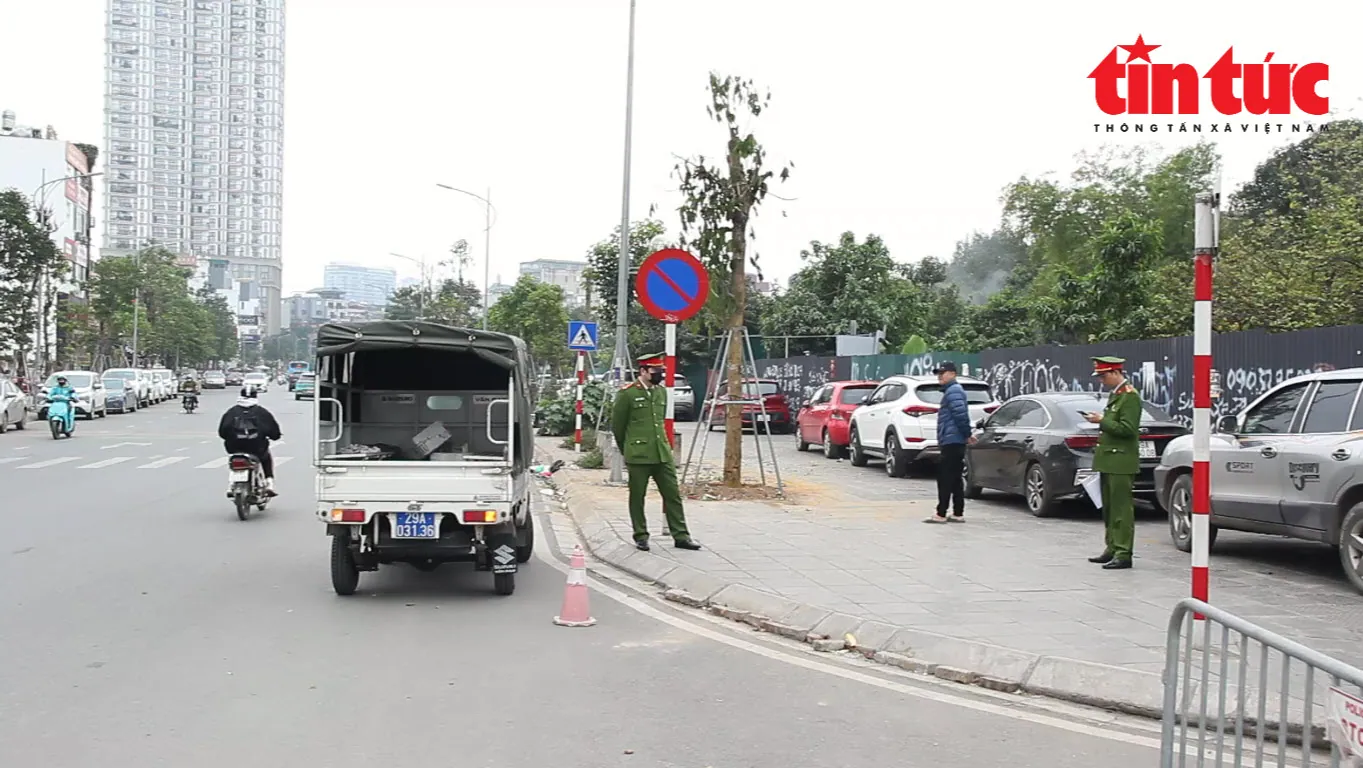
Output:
[518, 259, 588, 306]
[322, 263, 397, 307]
[103, 0, 286, 334]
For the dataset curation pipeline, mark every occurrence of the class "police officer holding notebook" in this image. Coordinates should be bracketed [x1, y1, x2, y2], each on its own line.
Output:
[1082, 356, 1141, 570]
[611, 352, 701, 552]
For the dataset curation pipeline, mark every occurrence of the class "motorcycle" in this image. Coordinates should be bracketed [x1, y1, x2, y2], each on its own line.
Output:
[47, 394, 75, 439]
[227, 453, 269, 520]
[276, 374, 287, 386]
[182, 393, 198, 413]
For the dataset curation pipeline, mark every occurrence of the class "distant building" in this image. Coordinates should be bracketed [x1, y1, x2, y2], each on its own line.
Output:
[323, 263, 397, 306]
[286, 288, 383, 326]
[486, 275, 514, 306]
[519, 259, 588, 306]
[0, 109, 98, 371]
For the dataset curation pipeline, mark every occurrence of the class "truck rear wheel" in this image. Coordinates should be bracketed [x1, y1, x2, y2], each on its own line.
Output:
[493, 572, 515, 595]
[331, 535, 360, 595]
[515, 514, 534, 563]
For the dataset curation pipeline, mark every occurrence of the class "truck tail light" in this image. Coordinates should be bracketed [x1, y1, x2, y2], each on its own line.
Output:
[330, 508, 366, 523]
[903, 405, 938, 416]
[462, 510, 497, 523]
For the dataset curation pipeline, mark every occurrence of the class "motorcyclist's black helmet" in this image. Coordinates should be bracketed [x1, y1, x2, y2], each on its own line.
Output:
[56, 376, 67, 385]
[241, 385, 259, 399]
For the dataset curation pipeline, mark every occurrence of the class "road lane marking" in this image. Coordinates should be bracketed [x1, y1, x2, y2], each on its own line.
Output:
[79, 457, 135, 469]
[273, 456, 294, 467]
[102, 442, 152, 449]
[197, 457, 228, 469]
[137, 457, 188, 469]
[0, 457, 25, 465]
[17, 457, 81, 469]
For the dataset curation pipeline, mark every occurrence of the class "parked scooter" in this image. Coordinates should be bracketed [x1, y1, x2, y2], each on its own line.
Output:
[227, 454, 268, 520]
[47, 393, 75, 439]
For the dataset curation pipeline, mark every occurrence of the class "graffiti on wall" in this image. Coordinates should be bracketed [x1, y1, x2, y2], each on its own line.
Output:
[754, 357, 842, 414]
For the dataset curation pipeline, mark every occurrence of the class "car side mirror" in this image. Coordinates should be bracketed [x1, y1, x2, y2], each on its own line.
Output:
[1216, 415, 1238, 433]
[974, 419, 985, 430]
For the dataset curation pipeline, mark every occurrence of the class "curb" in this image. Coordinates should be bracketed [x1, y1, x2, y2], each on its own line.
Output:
[537, 460, 1179, 721]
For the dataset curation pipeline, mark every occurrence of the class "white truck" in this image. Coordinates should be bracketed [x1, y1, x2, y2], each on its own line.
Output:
[312, 321, 536, 596]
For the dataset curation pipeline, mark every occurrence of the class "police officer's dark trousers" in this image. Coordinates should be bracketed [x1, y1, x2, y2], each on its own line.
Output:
[626, 461, 690, 543]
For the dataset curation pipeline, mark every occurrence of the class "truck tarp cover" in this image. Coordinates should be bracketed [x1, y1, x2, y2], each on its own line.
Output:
[315, 320, 534, 467]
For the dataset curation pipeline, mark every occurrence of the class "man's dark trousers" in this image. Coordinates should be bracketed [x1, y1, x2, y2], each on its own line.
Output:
[936, 443, 967, 516]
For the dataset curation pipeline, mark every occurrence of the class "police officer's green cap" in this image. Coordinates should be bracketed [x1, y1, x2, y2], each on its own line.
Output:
[636, 352, 665, 367]
[1091, 356, 1125, 376]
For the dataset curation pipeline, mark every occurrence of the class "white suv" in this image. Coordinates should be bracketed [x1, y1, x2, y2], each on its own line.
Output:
[847, 375, 1000, 477]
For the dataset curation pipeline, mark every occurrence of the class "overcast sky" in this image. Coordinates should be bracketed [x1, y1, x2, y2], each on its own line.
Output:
[2, 0, 1358, 294]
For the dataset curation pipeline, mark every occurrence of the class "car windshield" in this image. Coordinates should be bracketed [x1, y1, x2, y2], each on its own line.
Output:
[245, 374, 265, 380]
[1058, 397, 1176, 425]
[207, 373, 223, 378]
[838, 385, 876, 405]
[46, 374, 92, 388]
[102, 378, 125, 389]
[742, 381, 780, 397]
[104, 370, 135, 380]
[915, 382, 994, 404]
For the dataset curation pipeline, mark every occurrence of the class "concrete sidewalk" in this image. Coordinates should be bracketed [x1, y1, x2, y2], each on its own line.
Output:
[536, 437, 1362, 717]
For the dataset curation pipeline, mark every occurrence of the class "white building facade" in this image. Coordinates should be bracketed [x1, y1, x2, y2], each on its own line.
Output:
[0, 110, 98, 372]
[103, 0, 286, 334]
[322, 263, 397, 306]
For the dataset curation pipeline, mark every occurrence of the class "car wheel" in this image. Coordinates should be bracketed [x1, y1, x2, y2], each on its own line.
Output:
[822, 429, 844, 459]
[1340, 504, 1363, 594]
[1167, 473, 1218, 553]
[1024, 462, 1057, 517]
[0, 413, 8, 433]
[848, 424, 868, 467]
[330, 534, 361, 596]
[884, 433, 909, 478]
[964, 453, 983, 499]
[98, 405, 107, 418]
[795, 426, 810, 451]
[13, 411, 25, 430]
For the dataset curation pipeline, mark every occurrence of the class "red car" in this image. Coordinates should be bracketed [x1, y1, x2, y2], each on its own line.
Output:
[794, 380, 878, 458]
[706, 378, 793, 433]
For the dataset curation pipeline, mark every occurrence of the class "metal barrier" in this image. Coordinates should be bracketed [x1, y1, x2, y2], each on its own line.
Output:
[1161, 598, 1363, 768]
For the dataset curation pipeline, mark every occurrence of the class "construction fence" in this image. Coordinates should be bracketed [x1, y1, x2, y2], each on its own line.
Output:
[684, 324, 1363, 427]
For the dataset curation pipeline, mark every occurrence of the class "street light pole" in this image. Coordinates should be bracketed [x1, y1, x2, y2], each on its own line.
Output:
[609, 0, 639, 483]
[434, 184, 496, 330]
[31, 172, 103, 376]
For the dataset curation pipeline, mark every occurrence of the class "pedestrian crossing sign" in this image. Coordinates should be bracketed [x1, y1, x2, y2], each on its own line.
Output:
[568, 321, 598, 351]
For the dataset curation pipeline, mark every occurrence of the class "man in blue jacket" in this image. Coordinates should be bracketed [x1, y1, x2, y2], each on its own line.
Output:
[926, 362, 976, 523]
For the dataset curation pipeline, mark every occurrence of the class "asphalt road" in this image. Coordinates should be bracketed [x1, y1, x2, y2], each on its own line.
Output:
[2, 388, 1168, 766]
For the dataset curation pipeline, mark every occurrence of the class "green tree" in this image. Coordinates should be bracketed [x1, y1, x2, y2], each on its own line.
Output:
[673, 73, 791, 486]
[0, 190, 67, 376]
[385, 278, 482, 326]
[487, 275, 571, 372]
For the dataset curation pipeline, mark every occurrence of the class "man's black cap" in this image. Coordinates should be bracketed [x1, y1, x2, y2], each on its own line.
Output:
[932, 361, 958, 374]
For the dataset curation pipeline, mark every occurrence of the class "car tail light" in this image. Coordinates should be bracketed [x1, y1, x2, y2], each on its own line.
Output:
[228, 456, 254, 471]
[330, 508, 365, 523]
[903, 405, 938, 416]
[983, 405, 1000, 413]
[462, 509, 497, 523]
[903, 435, 925, 442]
[1064, 435, 1100, 449]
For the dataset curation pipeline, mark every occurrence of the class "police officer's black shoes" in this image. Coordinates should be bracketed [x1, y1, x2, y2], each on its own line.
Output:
[636, 540, 650, 551]
[674, 539, 702, 551]
[1088, 551, 1115, 564]
[1102, 559, 1132, 570]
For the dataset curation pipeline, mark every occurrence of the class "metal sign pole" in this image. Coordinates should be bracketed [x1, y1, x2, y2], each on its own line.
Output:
[1191, 191, 1219, 615]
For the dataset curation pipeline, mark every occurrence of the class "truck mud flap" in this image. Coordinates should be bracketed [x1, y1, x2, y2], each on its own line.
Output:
[488, 530, 518, 574]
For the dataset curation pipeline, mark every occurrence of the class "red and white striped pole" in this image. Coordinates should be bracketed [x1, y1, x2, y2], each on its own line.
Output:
[574, 350, 586, 452]
[664, 323, 677, 449]
[1191, 191, 1218, 612]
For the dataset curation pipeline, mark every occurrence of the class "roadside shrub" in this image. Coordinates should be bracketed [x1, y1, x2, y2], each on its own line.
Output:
[559, 430, 599, 451]
[577, 448, 604, 469]
[539, 380, 610, 436]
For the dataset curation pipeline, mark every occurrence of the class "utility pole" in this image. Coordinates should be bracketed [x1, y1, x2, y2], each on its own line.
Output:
[608, 0, 639, 484]
[131, 248, 141, 367]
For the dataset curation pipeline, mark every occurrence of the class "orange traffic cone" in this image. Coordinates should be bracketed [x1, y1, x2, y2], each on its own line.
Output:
[553, 545, 596, 627]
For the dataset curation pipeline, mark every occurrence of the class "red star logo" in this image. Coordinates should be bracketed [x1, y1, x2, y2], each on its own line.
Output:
[1119, 35, 1160, 63]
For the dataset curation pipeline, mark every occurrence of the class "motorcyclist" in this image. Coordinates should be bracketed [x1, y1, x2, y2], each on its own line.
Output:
[180, 374, 201, 396]
[48, 376, 77, 420]
[217, 385, 282, 496]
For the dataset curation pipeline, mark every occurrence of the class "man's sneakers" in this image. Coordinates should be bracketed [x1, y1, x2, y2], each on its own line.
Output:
[263, 477, 279, 497]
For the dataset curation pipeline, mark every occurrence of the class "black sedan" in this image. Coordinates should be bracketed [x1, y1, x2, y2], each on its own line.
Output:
[963, 392, 1188, 517]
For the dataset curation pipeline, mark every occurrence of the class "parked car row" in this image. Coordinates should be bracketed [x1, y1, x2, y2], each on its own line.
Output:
[2, 367, 187, 429]
[787, 367, 1363, 594]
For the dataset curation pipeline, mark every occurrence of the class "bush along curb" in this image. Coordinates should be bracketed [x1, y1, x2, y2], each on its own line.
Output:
[534, 458, 1181, 722]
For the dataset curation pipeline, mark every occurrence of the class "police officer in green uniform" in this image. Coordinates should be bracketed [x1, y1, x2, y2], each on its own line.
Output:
[611, 353, 702, 553]
[1082, 356, 1142, 570]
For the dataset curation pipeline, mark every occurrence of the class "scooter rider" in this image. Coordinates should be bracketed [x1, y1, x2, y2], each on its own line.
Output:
[217, 385, 282, 496]
[48, 376, 77, 428]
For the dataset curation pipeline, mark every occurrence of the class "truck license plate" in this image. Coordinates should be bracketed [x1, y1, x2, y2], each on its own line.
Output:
[391, 512, 438, 539]
[1139, 441, 1156, 459]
